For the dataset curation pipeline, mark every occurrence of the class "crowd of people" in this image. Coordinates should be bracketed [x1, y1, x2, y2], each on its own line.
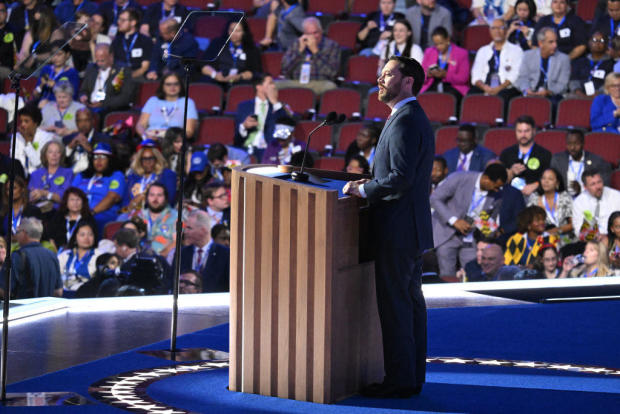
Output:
[0, 0, 618, 299]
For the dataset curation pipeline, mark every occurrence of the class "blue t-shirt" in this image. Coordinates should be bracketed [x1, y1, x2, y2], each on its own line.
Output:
[28, 167, 74, 209]
[71, 171, 126, 219]
[124, 168, 177, 207]
[36, 65, 80, 101]
[142, 97, 198, 130]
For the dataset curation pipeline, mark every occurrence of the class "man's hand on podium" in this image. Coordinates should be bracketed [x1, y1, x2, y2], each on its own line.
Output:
[343, 179, 369, 198]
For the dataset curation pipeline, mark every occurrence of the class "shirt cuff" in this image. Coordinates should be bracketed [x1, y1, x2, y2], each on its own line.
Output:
[358, 183, 368, 199]
[448, 216, 458, 226]
[238, 124, 247, 137]
[272, 101, 283, 111]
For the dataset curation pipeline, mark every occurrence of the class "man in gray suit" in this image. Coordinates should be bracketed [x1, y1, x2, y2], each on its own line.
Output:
[405, 0, 452, 49]
[516, 27, 570, 105]
[430, 164, 507, 278]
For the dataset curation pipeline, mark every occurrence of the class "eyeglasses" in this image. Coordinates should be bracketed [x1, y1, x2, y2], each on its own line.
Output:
[141, 156, 156, 162]
[590, 38, 606, 43]
[212, 193, 228, 199]
[93, 154, 108, 159]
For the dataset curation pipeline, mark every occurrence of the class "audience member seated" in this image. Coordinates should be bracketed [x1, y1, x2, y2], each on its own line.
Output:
[207, 143, 250, 182]
[278, 17, 341, 95]
[591, 0, 620, 43]
[420, 26, 469, 103]
[357, 0, 404, 55]
[7, 0, 50, 49]
[179, 270, 202, 294]
[456, 238, 489, 281]
[176, 209, 230, 293]
[57, 221, 101, 297]
[431, 155, 448, 192]
[603, 211, 620, 273]
[516, 27, 570, 106]
[184, 151, 211, 207]
[161, 127, 183, 174]
[98, 0, 139, 38]
[346, 154, 371, 175]
[63, 108, 111, 175]
[28, 140, 73, 214]
[562, 240, 612, 277]
[68, 11, 97, 74]
[109, 8, 152, 79]
[344, 124, 380, 167]
[506, 0, 536, 51]
[430, 163, 508, 278]
[121, 216, 150, 251]
[40, 82, 86, 139]
[123, 140, 176, 214]
[136, 73, 198, 140]
[71, 142, 125, 235]
[200, 19, 262, 87]
[234, 74, 290, 157]
[498, 166, 527, 244]
[590, 72, 620, 133]
[0, 151, 26, 182]
[15, 105, 55, 178]
[550, 129, 612, 198]
[469, 18, 523, 104]
[442, 124, 496, 174]
[374, 19, 423, 74]
[572, 168, 620, 240]
[569, 32, 613, 98]
[147, 17, 198, 81]
[0, 217, 61, 299]
[140, 0, 187, 39]
[531, 244, 563, 278]
[608, 35, 620, 72]
[203, 181, 230, 229]
[260, 0, 305, 51]
[46, 187, 96, 251]
[504, 205, 558, 266]
[54, 0, 98, 26]
[532, 0, 586, 60]
[16, 7, 58, 65]
[34, 41, 80, 107]
[0, 176, 42, 237]
[132, 182, 177, 257]
[526, 167, 573, 245]
[0, 1, 17, 79]
[471, 242, 519, 281]
[79, 44, 135, 114]
[405, 0, 452, 50]
[211, 223, 230, 247]
[470, 0, 510, 26]
[87, 12, 112, 54]
[261, 118, 305, 165]
[499, 115, 551, 196]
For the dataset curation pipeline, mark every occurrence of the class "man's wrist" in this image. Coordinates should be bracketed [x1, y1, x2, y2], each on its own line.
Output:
[448, 216, 458, 226]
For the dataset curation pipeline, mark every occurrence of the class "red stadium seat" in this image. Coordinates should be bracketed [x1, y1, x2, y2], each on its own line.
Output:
[314, 156, 345, 171]
[189, 83, 224, 112]
[483, 128, 515, 155]
[612, 170, 620, 191]
[365, 90, 390, 120]
[435, 126, 459, 155]
[463, 25, 492, 52]
[584, 132, 620, 167]
[536, 130, 567, 154]
[261, 51, 284, 78]
[196, 117, 235, 146]
[103, 111, 140, 135]
[460, 95, 504, 125]
[3, 77, 39, 97]
[418, 92, 456, 124]
[576, 0, 597, 22]
[0, 108, 7, 135]
[294, 121, 333, 151]
[345, 55, 379, 85]
[246, 17, 266, 43]
[319, 88, 361, 117]
[306, 0, 347, 16]
[193, 15, 228, 39]
[336, 122, 364, 151]
[555, 99, 592, 130]
[220, 0, 253, 11]
[103, 221, 124, 240]
[507, 96, 552, 128]
[278, 87, 316, 115]
[225, 84, 255, 114]
[327, 21, 360, 50]
[136, 81, 159, 107]
[0, 140, 9, 155]
[351, 0, 378, 15]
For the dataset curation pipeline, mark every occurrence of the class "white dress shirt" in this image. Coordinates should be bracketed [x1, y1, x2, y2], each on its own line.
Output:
[572, 186, 620, 235]
[15, 129, 56, 177]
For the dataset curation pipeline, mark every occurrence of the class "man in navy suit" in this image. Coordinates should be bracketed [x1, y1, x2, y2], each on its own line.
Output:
[443, 124, 496, 173]
[177, 210, 229, 293]
[234, 74, 290, 159]
[344, 56, 434, 398]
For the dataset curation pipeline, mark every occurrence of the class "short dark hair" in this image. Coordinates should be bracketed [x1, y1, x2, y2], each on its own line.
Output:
[431, 26, 449, 39]
[120, 7, 141, 23]
[483, 163, 508, 183]
[582, 168, 601, 184]
[514, 115, 536, 129]
[517, 205, 546, 233]
[567, 129, 584, 143]
[113, 227, 140, 249]
[67, 221, 97, 250]
[433, 155, 447, 170]
[387, 55, 425, 96]
[203, 181, 226, 200]
[17, 104, 42, 126]
[347, 154, 370, 174]
[122, 216, 147, 235]
[211, 223, 229, 241]
[458, 123, 476, 139]
[146, 182, 169, 203]
[156, 72, 186, 99]
[252, 73, 269, 89]
[207, 143, 228, 163]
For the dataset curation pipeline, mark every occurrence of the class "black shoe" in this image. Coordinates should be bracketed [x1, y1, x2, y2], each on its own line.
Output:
[361, 382, 422, 398]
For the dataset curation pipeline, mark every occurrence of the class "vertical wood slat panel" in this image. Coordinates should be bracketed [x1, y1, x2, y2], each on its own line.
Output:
[259, 182, 275, 396]
[294, 190, 310, 401]
[229, 173, 244, 392]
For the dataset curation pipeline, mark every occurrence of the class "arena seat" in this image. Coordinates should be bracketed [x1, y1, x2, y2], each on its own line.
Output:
[103, 221, 124, 240]
[193, 14, 228, 39]
[294, 121, 333, 151]
[196, 117, 235, 146]
[460, 95, 503, 125]
[225, 84, 255, 115]
[482, 128, 516, 155]
[419, 92, 456, 124]
[314, 156, 345, 171]
[435, 126, 459, 155]
[351, 0, 379, 15]
[507, 96, 552, 128]
[0, 140, 9, 155]
[247, 17, 266, 43]
[584, 132, 620, 168]
[336, 122, 364, 151]
[536, 130, 567, 154]
[220, 0, 253, 11]
[307, 0, 348, 17]
[365, 90, 390, 120]
[190, 83, 224, 112]
[611, 170, 620, 191]
[576, 0, 597, 22]
[555, 99, 592, 130]
[319, 88, 361, 118]
[136, 81, 159, 107]
[261, 51, 284, 78]
[3, 77, 37, 96]
[327, 21, 360, 50]
[463, 25, 492, 51]
[278, 88, 316, 115]
[345, 55, 379, 85]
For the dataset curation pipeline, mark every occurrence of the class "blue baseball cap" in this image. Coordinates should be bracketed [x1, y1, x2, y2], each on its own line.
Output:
[93, 142, 113, 155]
[190, 151, 208, 173]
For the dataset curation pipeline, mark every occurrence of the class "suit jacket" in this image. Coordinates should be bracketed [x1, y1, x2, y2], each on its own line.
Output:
[363, 100, 434, 254]
[79, 63, 135, 111]
[550, 150, 612, 187]
[498, 184, 525, 245]
[430, 171, 502, 246]
[234, 99, 288, 148]
[420, 43, 470, 96]
[405, 5, 452, 47]
[443, 145, 496, 173]
[516, 49, 570, 95]
[179, 243, 229, 293]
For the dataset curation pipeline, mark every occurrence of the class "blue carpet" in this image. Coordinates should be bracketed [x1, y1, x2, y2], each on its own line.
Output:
[5, 301, 620, 413]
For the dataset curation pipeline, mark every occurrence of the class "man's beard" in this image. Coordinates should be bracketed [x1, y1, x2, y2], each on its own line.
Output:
[148, 203, 166, 213]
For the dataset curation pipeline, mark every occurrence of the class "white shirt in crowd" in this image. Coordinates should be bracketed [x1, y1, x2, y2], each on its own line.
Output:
[15, 129, 55, 177]
[471, 41, 523, 87]
[572, 186, 620, 235]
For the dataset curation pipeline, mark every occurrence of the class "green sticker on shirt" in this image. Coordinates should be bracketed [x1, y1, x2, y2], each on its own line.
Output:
[527, 157, 540, 170]
[53, 176, 65, 185]
[109, 180, 120, 190]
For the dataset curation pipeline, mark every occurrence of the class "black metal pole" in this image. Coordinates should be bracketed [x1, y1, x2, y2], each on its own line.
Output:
[1, 74, 22, 401]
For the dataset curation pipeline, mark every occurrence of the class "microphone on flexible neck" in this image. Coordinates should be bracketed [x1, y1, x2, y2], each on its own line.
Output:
[292, 112, 338, 182]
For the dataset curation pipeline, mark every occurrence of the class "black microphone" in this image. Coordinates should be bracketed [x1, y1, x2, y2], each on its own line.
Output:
[291, 111, 337, 182]
[336, 113, 346, 124]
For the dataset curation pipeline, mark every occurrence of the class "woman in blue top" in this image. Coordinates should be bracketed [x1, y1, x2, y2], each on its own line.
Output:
[135, 73, 198, 140]
[590, 72, 620, 133]
[57, 220, 101, 297]
[28, 140, 73, 212]
[71, 142, 125, 235]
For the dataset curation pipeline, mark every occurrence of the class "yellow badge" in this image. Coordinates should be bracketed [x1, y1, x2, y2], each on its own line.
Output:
[0, 174, 6, 184]
[110, 180, 120, 190]
[3, 32, 13, 43]
[53, 176, 65, 185]
[527, 157, 540, 170]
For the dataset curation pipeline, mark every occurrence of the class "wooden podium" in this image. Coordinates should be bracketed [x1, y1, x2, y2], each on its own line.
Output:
[229, 165, 383, 404]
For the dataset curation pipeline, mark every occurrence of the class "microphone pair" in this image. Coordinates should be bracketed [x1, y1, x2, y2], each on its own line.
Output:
[324, 111, 347, 125]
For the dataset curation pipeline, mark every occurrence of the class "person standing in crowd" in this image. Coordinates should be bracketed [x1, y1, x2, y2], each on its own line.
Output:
[57, 221, 100, 296]
[357, 0, 404, 55]
[183, 151, 211, 207]
[15, 105, 55, 178]
[46, 187, 96, 251]
[344, 56, 434, 398]
[572, 168, 620, 240]
[405, 0, 452, 50]
[442, 124, 496, 174]
[28, 140, 73, 212]
[109, 8, 152, 79]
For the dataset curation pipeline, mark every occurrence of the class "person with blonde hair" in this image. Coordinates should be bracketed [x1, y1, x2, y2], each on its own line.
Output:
[561, 240, 611, 277]
[590, 72, 620, 133]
